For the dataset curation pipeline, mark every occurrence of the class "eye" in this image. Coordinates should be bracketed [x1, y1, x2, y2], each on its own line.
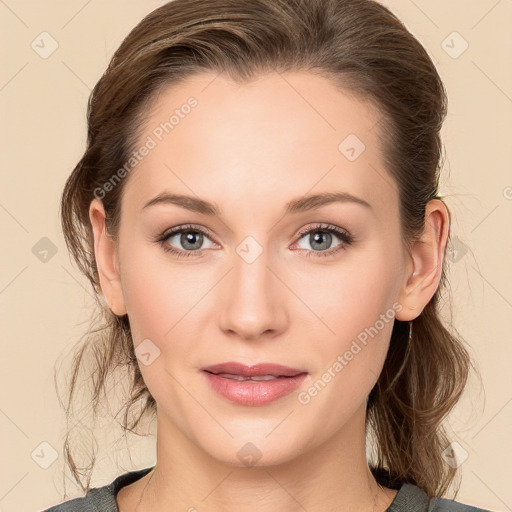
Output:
[155, 222, 353, 259]
[156, 224, 217, 258]
[293, 223, 353, 258]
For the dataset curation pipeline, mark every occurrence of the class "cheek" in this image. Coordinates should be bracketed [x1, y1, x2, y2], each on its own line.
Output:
[117, 249, 203, 399]
[301, 247, 402, 342]
[293, 242, 403, 412]
[117, 243, 184, 340]
[118, 243, 220, 350]
[294, 260, 400, 432]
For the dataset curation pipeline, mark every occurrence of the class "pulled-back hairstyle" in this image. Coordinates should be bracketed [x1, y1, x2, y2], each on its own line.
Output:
[58, 0, 475, 499]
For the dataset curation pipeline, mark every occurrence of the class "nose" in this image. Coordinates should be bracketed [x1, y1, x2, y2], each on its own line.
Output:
[217, 248, 288, 341]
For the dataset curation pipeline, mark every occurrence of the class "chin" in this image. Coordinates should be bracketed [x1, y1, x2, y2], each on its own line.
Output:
[195, 428, 309, 469]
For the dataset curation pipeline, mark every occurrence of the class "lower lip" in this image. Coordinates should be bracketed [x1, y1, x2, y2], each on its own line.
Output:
[202, 371, 308, 406]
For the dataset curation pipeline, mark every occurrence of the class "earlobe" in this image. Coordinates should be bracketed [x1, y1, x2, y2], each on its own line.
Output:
[395, 199, 449, 321]
[89, 198, 127, 316]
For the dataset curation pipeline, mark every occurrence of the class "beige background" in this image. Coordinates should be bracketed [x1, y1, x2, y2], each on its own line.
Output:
[1, 1, 511, 511]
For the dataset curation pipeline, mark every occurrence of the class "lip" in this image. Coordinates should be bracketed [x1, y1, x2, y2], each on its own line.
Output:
[201, 362, 308, 407]
[201, 362, 306, 377]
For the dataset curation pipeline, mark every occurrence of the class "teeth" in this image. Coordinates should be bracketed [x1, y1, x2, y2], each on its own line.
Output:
[216, 373, 279, 381]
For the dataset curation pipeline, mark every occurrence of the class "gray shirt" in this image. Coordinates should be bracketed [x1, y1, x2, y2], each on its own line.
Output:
[42, 466, 492, 511]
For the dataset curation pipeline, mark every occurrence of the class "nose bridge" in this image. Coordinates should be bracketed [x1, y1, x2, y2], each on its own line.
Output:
[218, 239, 287, 339]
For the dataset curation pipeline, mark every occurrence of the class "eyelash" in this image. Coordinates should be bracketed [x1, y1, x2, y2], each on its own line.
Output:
[155, 223, 353, 259]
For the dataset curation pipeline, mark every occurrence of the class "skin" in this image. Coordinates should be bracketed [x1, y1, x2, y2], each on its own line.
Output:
[89, 71, 449, 512]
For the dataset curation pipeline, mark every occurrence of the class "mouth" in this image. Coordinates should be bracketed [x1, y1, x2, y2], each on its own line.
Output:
[204, 372, 289, 381]
[201, 361, 307, 378]
[201, 362, 308, 406]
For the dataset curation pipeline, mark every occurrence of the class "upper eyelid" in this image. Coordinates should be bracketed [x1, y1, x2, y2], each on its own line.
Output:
[296, 223, 350, 237]
[161, 224, 215, 239]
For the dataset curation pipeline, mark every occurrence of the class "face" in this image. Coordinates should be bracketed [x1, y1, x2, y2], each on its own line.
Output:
[108, 71, 411, 466]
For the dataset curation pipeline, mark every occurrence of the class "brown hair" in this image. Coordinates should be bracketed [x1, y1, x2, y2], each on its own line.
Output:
[59, 0, 476, 499]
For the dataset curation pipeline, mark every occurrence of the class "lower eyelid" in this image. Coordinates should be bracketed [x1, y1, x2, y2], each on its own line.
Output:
[293, 237, 347, 257]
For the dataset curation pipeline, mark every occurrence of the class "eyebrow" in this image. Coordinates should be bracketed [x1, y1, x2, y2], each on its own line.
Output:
[141, 191, 372, 215]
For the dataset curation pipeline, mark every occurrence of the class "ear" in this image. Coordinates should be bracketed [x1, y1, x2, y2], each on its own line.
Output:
[89, 198, 127, 316]
[395, 199, 450, 321]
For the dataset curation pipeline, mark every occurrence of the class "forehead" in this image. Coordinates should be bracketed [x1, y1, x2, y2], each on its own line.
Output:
[122, 70, 397, 220]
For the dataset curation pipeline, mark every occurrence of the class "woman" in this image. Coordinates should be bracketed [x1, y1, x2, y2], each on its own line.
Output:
[44, 0, 492, 510]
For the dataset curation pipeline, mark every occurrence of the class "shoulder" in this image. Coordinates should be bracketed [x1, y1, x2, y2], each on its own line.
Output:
[429, 496, 494, 512]
[41, 494, 94, 512]
[41, 487, 106, 512]
[388, 483, 493, 512]
[40, 467, 154, 512]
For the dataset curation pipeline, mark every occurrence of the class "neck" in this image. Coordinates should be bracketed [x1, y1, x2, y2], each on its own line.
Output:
[135, 402, 396, 512]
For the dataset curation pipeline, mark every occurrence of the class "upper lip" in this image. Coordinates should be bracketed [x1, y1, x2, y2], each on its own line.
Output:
[201, 362, 307, 377]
